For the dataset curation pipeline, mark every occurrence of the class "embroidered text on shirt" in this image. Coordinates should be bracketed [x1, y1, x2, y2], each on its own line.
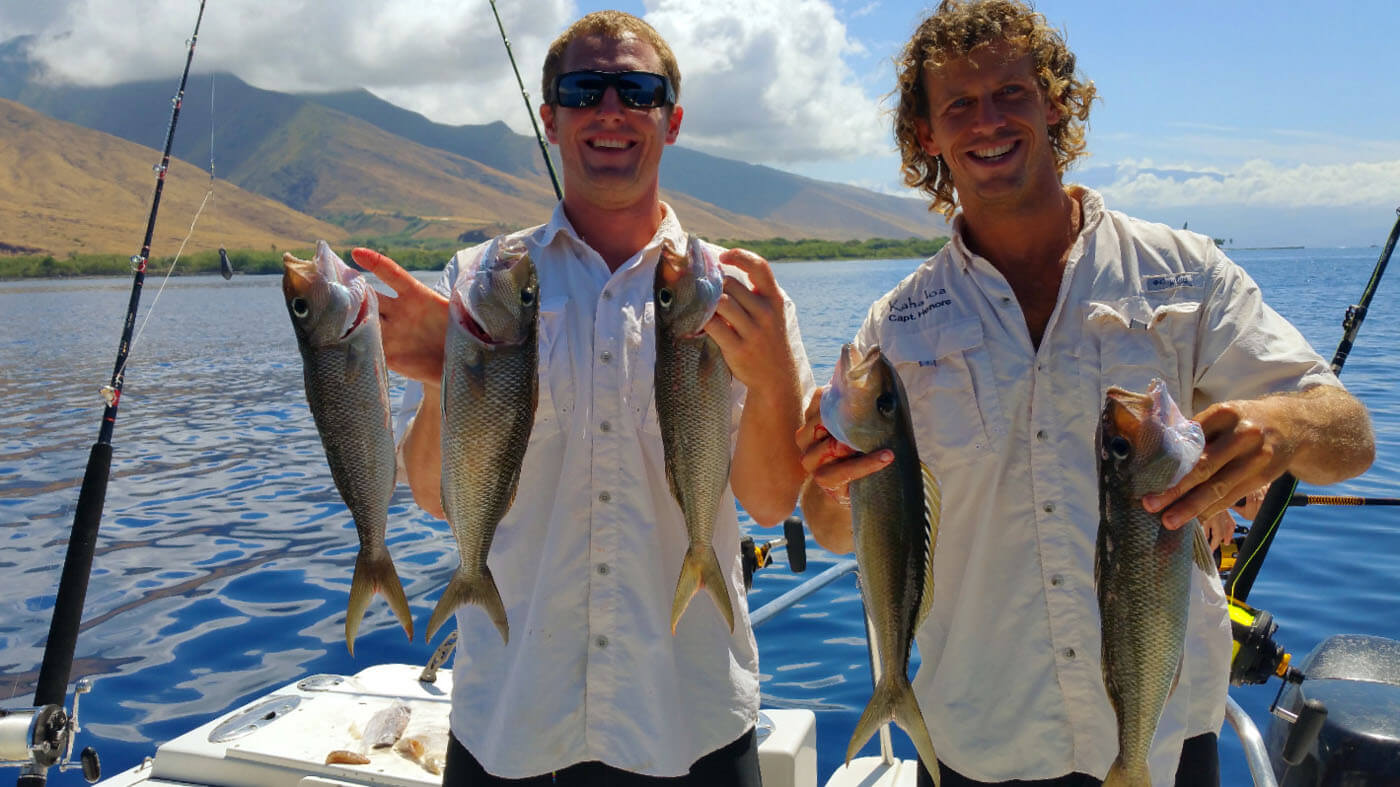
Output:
[887, 287, 952, 323]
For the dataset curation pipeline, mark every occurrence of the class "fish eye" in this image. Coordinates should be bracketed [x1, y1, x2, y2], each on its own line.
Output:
[520, 288, 536, 306]
[657, 288, 673, 308]
[876, 392, 898, 416]
[290, 297, 310, 318]
[1108, 435, 1131, 459]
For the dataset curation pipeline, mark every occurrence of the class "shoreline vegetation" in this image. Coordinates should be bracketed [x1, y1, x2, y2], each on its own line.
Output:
[0, 236, 950, 279]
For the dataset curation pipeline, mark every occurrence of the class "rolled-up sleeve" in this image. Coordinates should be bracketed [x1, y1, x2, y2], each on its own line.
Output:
[1193, 247, 1341, 413]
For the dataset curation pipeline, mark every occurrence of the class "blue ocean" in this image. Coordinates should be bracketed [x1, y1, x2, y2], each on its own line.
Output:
[2, 245, 1398, 785]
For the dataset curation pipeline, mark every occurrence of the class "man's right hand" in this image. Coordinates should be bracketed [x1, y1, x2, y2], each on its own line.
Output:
[351, 248, 449, 385]
[795, 387, 892, 554]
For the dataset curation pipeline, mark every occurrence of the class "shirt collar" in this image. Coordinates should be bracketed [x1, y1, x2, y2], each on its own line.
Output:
[531, 201, 687, 268]
[945, 186, 1105, 271]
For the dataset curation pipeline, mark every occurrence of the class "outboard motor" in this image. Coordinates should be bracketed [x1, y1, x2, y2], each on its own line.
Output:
[1266, 634, 1400, 784]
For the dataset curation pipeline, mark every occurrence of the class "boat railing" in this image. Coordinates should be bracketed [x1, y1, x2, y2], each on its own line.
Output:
[748, 553, 1278, 785]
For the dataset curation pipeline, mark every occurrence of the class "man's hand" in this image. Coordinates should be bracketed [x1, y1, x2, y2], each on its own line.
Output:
[1143, 386, 1373, 529]
[350, 248, 449, 385]
[709, 248, 809, 526]
[795, 388, 892, 554]
[705, 249, 797, 391]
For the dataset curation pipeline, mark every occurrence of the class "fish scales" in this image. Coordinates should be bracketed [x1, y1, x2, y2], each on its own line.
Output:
[430, 240, 539, 644]
[283, 241, 412, 655]
[821, 344, 939, 776]
[655, 235, 736, 634]
[1096, 380, 1213, 787]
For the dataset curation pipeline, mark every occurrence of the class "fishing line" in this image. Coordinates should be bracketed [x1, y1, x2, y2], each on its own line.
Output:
[107, 72, 221, 400]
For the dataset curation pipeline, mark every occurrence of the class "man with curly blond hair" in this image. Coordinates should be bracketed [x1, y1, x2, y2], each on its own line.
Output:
[797, 1, 1373, 785]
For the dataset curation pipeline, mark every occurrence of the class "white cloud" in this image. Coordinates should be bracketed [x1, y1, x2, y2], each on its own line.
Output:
[4, 0, 573, 131]
[643, 0, 886, 164]
[1097, 158, 1400, 210]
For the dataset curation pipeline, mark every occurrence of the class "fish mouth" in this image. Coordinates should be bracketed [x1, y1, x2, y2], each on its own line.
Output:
[281, 252, 316, 300]
[1104, 385, 1151, 443]
[452, 288, 499, 345]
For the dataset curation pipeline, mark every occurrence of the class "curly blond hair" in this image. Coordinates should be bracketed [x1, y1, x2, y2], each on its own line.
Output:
[541, 11, 681, 105]
[893, 0, 1096, 218]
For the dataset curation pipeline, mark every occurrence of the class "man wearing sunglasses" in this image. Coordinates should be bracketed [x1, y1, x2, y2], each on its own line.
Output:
[351, 10, 812, 787]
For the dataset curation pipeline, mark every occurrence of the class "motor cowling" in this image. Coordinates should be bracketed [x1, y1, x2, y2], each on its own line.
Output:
[1266, 634, 1400, 785]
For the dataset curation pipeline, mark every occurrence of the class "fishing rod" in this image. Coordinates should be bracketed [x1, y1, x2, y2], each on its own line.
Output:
[488, 0, 562, 201]
[3, 3, 209, 784]
[1225, 206, 1400, 604]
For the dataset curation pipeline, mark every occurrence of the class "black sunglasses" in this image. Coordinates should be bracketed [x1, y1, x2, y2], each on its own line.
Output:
[552, 70, 676, 109]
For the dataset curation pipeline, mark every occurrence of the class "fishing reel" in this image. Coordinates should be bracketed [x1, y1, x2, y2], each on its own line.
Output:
[741, 516, 808, 590]
[0, 678, 100, 784]
[1227, 597, 1297, 686]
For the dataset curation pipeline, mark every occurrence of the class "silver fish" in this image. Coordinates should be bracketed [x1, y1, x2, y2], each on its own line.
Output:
[283, 240, 412, 656]
[428, 239, 539, 644]
[1096, 379, 1215, 787]
[362, 700, 412, 749]
[821, 343, 939, 770]
[655, 235, 735, 634]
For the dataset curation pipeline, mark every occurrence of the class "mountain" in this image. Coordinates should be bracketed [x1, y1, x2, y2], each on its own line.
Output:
[1, 37, 945, 251]
[0, 98, 342, 256]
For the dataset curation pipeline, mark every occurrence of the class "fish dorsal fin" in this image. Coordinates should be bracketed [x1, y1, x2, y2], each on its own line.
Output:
[1190, 519, 1216, 574]
[916, 462, 941, 629]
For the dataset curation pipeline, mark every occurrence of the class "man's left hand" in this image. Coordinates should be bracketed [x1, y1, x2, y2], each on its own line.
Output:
[1143, 397, 1295, 529]
[705, 249, 799, 392]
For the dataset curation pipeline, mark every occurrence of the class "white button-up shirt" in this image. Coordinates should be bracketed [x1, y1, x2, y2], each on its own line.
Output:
[853, 188, 1340, 784]
[399, 202, 815, 778]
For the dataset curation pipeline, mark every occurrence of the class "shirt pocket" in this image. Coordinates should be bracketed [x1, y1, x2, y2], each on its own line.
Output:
[1083, 297, 1200, 408]
[534, 297, 572, 436]
[883, 317, 1005, 470]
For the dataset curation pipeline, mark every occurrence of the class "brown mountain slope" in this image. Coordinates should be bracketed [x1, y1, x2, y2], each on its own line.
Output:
[0, 99, 342, 255]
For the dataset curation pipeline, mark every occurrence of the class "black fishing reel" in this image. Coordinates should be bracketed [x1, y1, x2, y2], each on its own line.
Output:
[741, 516, 808, 590]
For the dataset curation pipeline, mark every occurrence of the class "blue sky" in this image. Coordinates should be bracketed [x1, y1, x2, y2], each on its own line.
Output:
[4, 0, 1398, 246]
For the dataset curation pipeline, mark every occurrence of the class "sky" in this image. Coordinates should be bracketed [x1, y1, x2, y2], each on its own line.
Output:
[3, 0, 1398, 247]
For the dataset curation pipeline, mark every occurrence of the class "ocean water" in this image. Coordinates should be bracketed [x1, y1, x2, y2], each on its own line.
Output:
[1, 245, 1398, 786]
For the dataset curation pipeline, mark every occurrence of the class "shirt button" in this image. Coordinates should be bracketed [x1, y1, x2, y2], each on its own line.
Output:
[598, 491, 611, 503]
[600, 421, 612, 433]
[597, 563, 610, 576]
[600, 350, 612, 363]
[595, 635, 609, 649]
[1001, 296, 1012, 304]
[1043, 503, 1055, 514]
[1062, 647, 1076, 660]
[1036, 430, 1048, 441]
[1050, 574, 1064, 587]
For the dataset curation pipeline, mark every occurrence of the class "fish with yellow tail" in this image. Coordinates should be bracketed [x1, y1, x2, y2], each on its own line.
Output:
[1096, 379, 1216, 787]
[820, 343, 940, 776]
[282, 240, 412, 655]
[429, 238, 539, 645]
[655, 235, 736, 634]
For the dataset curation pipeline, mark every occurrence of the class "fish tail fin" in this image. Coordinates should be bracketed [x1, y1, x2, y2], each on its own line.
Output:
[1102, 758, 1151, 787]
[670, 544, 735, 634]
[346, 547, 414, 656]
[845, 674, 938, 772]
[426, 567, 509, 645]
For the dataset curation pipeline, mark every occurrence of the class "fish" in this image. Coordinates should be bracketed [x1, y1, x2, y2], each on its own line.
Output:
[324, 700, 412, 765]
[429, 238, 539, 644]
[362, 700, 412, 748]
[1096, 379, 1216, 787]
[655, 235, 736, 634]
[282, 240, 412, 656]
[820, 343, 940, 773]
[395, 729, 448, 775]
